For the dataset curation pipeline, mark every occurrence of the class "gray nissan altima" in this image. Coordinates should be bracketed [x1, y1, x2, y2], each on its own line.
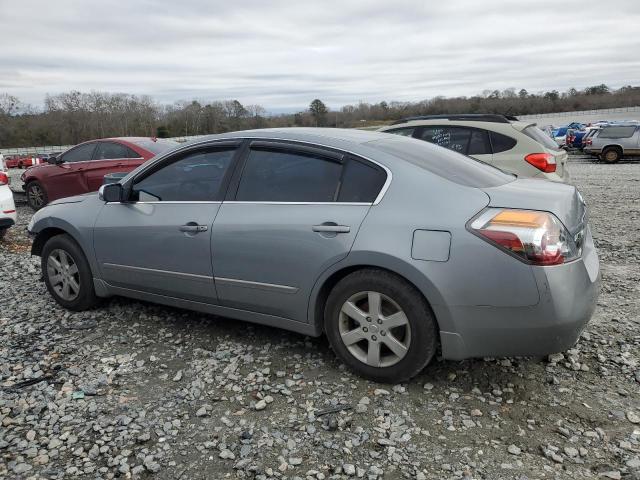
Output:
[28, 128, 600, 382]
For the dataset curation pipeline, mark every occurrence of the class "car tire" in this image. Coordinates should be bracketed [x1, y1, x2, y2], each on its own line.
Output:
[41, 234, 99, 311]
[324, 269, 438, 383]
[26, 181, 48, 210]
[0, 228, 7, 240]
[602, 147, 622, 164]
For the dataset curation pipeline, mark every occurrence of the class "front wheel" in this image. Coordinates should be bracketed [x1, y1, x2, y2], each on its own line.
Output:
[26, 181, 48, 210]
[324, 269, 438, 383]
[41, 234, 99, 311]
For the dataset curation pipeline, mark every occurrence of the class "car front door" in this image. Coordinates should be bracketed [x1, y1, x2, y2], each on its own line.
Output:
[211, 140, 388, 323]
[85, 141, 135, 192]
[93, 142, 240, 303]
[45, 143, 97, 201]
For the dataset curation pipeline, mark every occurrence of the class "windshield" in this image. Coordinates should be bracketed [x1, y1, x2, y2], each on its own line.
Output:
[523, 125, 561, 150]
[554, 127, 568, 136]
[369, 137, 514, 188]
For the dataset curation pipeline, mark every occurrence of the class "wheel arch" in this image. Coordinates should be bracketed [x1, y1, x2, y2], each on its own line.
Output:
[31, 226, 75, 257]
[307, 252, 448, 338]
[602, 144, 624, 154]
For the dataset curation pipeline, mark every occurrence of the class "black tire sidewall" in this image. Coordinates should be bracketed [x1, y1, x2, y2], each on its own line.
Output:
[27, 181, 48, 211]
[324, 269, 438, 383]
[41, 234, 97, 311]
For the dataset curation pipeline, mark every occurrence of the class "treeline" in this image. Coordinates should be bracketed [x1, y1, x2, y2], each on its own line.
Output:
[1, 84, 639, 148]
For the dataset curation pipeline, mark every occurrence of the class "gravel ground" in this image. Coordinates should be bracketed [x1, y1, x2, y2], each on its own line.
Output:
[1, 155, 639, 480]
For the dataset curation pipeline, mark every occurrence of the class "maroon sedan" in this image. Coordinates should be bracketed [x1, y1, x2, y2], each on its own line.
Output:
[21, 137, 178, 210]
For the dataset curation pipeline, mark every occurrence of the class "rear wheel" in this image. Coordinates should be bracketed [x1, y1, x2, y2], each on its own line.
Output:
[324, 269, 438, 383]
[0, 228, 7, 240]
[26, 181, 48, 210]
[41, 234, 99, 311]
[602, 147, 622, 164]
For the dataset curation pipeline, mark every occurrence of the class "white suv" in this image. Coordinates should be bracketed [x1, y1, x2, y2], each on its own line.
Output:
[378, 114, 569, 182]
[0, 159, 17, 239]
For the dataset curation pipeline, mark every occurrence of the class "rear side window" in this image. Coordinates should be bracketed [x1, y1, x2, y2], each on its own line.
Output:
[467, 129, 491, 155]
[489, 131, 517, 153]
[94, 142, 131, 160]
[236, 149, 342, 202]
[418, 126, 471, 154]
[133, 148, 236, 201]
[62, 143, 97, 163]
[522, 126, 560, 150]
[599, 126, 636, 138]
[386, 127, 415, 137]
[338, 159, 387, 203]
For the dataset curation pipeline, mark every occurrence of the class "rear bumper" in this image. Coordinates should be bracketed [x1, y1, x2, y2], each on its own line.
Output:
[437, 229, 600, 360]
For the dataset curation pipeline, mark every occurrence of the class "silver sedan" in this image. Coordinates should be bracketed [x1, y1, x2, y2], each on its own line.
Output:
[28, 128, 600, 382]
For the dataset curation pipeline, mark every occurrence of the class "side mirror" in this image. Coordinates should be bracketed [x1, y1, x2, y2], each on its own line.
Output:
[98, 183, 123, 203]
[47, 156, 58, 164]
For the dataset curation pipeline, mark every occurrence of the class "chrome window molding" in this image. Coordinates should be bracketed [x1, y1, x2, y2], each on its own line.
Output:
[223, 201, 371, 206]
[130, 136, 393, 205]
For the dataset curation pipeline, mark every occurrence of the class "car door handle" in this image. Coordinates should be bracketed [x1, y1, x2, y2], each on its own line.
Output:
[312, 224, 350, 233]
[179, 224, 208, 233]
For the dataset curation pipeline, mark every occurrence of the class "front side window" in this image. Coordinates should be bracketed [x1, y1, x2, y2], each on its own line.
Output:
[418, 126, 471, 154]
[133, 148, 236, 201]
[236, 149, 342, 202]
[489, 131, 517, 153]
[94, 142, 131, 160]
[62, 143, 97, 163]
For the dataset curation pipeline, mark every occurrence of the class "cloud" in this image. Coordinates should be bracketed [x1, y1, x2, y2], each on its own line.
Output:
[0, 0, 638, 110]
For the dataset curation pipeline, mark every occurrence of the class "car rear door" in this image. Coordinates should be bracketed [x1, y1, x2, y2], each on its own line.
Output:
[93, 142, 241, 303]
[45, 142, 97, 201]
[85, 141, 136, 192]
[211, 140, 388, 323]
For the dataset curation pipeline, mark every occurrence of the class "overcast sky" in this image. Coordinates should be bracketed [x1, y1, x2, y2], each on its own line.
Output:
[1, 0, 638, 112]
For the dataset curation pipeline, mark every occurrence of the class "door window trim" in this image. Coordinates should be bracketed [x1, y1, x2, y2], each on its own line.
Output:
[226, 139, 391, 205]
[123, 140, 243, 204]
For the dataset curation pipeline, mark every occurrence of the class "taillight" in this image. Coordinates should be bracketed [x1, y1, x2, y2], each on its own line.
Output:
[586, 138, 592, 146]
[469, 208, 581, 266]
[525, 153, 556, 173]
[0, 172, 8, 185]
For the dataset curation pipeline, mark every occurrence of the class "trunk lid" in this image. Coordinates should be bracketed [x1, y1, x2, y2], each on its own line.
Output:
[482, 178, 586, 234]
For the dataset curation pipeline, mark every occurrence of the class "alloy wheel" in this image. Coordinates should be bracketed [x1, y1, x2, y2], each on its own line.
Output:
[28, 184, 45, 208]
[47, 249, 80, 301]
[338, 291, 411, 368]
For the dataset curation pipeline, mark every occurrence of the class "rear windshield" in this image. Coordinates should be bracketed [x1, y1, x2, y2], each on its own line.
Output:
[368, 137, 515, 188]
[523, 125, 560, 150]
[598, 126, 637, 139]
[133, 139, 179, 154]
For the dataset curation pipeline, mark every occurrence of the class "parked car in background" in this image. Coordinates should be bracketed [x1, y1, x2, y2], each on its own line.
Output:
[378, 114, 569, 182]
[581, 128, 601, 150]
[0, 165, 17, 239]
[27, 128, 599, 382]
[567, 129, 589, 149]
[21, 137, 178, 210]
[553, 127, 570, 148]
[584, 125, 640, 163]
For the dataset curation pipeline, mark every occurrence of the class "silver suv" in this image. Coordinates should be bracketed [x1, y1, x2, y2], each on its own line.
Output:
[584, 124, 640, 163]
[379, 114, 569, 182]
